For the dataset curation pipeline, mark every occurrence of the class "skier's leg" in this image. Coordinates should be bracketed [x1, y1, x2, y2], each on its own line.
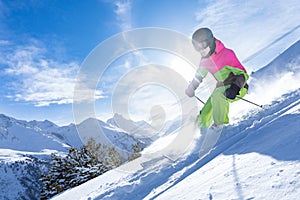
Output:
[198, 87, 228, 157]
[197, 97, 213, 128]
[211, 86, 230, 125]
[192, 98, 213, 155]
[198, 124, 223, 157]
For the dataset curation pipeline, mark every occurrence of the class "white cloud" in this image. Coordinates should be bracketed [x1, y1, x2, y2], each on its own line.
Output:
[73, 73, 106, 104]
[2, 43, 104, 106]
[0, 40, 10, 45]
[114, 0, 132, 30]
[194, 0, 300, 71]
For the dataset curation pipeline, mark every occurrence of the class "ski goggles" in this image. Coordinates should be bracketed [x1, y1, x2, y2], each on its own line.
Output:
[192, 40, 209, 51]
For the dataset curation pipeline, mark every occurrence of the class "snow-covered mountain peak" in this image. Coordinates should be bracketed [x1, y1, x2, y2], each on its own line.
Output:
[0, 114, 144, 154]
[28, 119, 58, 130]
[0, 114, 69, 152]
[79, 117, 107, 128]
[0, 114, 15, 128]
[107, 113, 158, 141]
[0, 113, 149, 199]
[107, 113, 136, 128]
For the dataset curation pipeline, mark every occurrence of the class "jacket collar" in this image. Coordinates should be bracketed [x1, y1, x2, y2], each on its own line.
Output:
[214, 39, 225, 54]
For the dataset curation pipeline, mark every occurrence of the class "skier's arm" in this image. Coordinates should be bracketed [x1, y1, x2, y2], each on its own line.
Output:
[185, 68, 208, 97]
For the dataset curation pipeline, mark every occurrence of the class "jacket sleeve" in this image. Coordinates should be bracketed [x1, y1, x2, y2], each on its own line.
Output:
[195, 67, 208, 82]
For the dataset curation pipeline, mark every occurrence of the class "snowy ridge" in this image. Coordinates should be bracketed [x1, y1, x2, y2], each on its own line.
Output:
[107, 113, 158, 146]
[0, 114, 148, 199]
[252, 40, 300, 78]
[53, 40, 300, 199]
[0, 116, 144, 154]
[0, 114, 70, 152]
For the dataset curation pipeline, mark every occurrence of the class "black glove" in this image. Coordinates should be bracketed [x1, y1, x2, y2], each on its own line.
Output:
[224, 84, 240, 100]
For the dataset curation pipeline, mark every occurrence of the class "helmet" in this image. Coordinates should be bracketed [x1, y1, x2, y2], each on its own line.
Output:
[192, 28, 213, 43]
[192, 28, 216, 57]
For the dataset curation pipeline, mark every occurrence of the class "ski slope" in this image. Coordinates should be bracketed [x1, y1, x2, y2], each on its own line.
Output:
[53, 41, 300, 200]
[52, 90, 300, 200]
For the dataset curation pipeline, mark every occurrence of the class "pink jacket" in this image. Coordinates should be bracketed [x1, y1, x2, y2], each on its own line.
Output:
[199, 39, 247, 75]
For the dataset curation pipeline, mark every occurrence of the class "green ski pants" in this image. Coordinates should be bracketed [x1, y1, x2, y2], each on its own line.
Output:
[197, 86, 247, 127]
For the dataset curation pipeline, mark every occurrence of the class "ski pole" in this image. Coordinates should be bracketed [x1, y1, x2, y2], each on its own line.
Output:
[236, 96, 263, 108]
[194, 95, 205, 104]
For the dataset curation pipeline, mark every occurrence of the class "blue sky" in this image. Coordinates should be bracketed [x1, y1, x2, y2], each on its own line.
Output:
[0, 0, 299, 125]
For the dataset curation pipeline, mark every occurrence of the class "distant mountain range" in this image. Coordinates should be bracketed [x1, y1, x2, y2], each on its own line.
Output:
[0, 113, 158, 153]
[0, 113, 160, 199]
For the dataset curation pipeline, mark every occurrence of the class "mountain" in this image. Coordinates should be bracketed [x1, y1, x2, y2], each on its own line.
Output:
[106, 113, 183, 145]
[107, 113, 158, 145]
[0, 113, 145, 155]
[0, 114, 69, 152]
[0, 114, 146, 199]
[252, 40, 300, 78]
[52, 40, 300, 200]
[75, 117, 142, 159]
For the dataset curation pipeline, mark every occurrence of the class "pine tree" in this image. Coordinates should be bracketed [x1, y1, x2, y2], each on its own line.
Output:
[40, 146, 109, 199]
[84, 138, 122, 169]
[40, 137, 137, 199]
[129, 144, 142, 161]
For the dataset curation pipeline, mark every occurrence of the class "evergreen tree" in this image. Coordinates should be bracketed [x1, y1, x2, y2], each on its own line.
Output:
[85, 138, 122, 169]
[40, 137, 139, 199]
[40, 146, 109, 199]
[129, 144, 142, 161]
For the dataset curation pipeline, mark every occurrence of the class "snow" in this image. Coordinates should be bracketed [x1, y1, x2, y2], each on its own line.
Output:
[52, 89, 300, 200]
[0, 148, 58, 162]
[52, 40, 300, 200]
[0, 115, 69, 152]
[154, 153, 299, 200]
[0, 113, 144, 199]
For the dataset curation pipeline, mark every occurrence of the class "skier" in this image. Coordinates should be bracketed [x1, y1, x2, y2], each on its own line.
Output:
[185, 27, 249, 156]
